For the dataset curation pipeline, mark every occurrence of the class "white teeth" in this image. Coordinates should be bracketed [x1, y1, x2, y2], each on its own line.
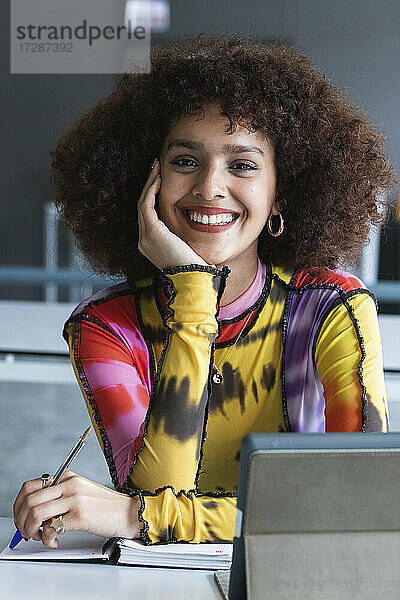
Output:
[186, 210, 236, 225]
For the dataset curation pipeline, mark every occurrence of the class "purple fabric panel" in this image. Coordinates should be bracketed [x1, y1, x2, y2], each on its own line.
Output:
[285, 288, 339, 432]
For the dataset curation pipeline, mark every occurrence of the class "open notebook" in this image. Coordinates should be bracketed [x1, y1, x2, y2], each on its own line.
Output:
[0, 530, 232, 570]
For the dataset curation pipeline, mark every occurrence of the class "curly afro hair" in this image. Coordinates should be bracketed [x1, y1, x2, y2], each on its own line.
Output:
[50, 33, 397, 282]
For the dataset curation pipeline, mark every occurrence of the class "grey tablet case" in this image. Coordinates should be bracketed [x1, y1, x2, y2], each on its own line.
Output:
[228, 433, 400, 600]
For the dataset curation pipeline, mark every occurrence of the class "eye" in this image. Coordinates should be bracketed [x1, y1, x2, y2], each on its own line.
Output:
[230, 162, 257, 171]
[171, 158, 198, 167]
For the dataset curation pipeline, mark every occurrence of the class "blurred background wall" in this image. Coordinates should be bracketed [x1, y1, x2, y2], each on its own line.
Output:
[1, 0, 399, 516]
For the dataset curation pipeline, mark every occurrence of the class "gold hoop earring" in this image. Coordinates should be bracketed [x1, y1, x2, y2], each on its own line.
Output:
[267, 212, 284, 237]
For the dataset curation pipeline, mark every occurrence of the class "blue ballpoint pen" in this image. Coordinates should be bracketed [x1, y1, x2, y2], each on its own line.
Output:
[9, 426, 91, 549]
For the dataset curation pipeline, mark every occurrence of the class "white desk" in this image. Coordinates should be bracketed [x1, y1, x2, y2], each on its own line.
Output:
[0, 517, 222, 600]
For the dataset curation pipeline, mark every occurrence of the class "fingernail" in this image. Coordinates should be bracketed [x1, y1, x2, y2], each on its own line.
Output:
[151, 157, 159, 169]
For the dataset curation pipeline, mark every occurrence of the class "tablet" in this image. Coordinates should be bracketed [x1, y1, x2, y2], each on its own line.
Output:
[227, 432, 400, 600]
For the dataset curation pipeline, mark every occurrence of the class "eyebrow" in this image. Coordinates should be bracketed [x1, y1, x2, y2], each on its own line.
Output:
[166, 139, 265, 156]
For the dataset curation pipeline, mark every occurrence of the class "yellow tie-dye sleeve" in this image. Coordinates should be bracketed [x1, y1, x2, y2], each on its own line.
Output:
[128, 266, 227, 493]
[138, 488, 237, 543]
[315, 292, 389, 432]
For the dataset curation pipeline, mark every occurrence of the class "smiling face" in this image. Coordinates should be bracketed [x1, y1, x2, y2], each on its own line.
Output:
[157, 102, 278, 271]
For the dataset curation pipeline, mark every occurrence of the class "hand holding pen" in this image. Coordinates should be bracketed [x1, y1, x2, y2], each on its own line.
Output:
[11, 425, 142, 549]
[10, 427, 91, 549]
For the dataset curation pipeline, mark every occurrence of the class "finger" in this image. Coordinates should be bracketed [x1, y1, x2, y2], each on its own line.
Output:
[42, 528, 58, 549]
[137, 175, 161, 223]
[23, 496, 70, 541]
[13, 478, 46, 529]
[17, 485, 64, 539]
[137, 198, 146, 237]
[32, 517, 51, 543]
[137, 177, 162, 251]
[42, 515, 70, 549]
[137, 160, 160, 210]
[138, 175, 161, 224]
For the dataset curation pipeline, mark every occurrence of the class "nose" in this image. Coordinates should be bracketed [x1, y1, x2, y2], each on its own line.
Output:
[191, 163, 226, 201]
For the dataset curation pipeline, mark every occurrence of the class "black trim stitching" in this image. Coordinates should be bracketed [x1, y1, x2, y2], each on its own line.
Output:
[152, 273, 174, 325]
[161, 264, 231, 277]
[70, 321, 121, 490]
[215, 264, 230, 329]
[124, 482, 237, 499]
[338, 296, 368, 431]
[137, 490, 151, 545]
[120, 486, 151, 545]
[280, 288, 294, 432]
[154, 271, 178, 329]
[194, 347, 214, 488]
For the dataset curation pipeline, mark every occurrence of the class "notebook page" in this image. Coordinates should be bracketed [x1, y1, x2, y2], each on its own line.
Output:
[0, 530, 106, 560]
[120, 539, 232, 556]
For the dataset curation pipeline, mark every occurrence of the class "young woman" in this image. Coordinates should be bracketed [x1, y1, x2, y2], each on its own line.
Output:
[13, 35, 396, 549]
